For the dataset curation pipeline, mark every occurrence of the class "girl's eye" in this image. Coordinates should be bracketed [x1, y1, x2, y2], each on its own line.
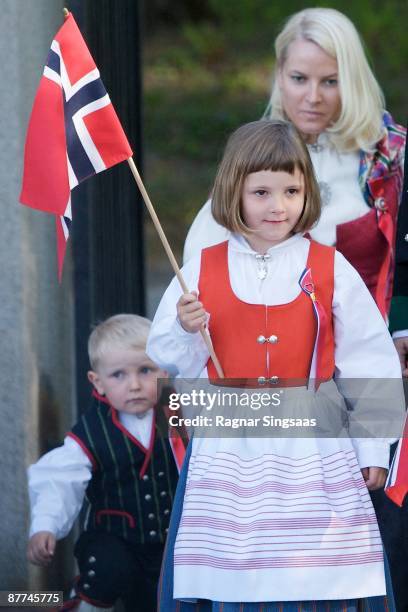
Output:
[255, 190, 267, 196]
[140, 366, 155, 375]
[325, 78, 338, 86]
[287, 188, 299, 195]
[291, 75, 305, 83]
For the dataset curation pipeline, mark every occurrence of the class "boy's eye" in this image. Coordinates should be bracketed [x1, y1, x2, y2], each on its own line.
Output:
[111, 370, 125, 379]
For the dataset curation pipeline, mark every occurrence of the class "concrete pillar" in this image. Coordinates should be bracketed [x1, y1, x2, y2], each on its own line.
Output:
[0, 0, 75, 590]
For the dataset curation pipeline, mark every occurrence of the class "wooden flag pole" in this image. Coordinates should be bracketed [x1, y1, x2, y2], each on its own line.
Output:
[127, 157, 225, 378]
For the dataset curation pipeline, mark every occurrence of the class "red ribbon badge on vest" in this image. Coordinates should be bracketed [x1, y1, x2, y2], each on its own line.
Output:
[299, 268, 328, 390]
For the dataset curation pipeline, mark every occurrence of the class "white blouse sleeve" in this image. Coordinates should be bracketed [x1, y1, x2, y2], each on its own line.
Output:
[183, 200, 231, 264]
[28, 436, 92, 540]
[147, 256, 210, 377]
[332, 251, 405, 469]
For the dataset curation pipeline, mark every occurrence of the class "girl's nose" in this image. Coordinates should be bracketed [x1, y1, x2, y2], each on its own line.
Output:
[268, 196, 285, 213]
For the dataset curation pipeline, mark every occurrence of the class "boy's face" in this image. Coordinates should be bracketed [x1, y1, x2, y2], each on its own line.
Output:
[88, 348, 167, 416]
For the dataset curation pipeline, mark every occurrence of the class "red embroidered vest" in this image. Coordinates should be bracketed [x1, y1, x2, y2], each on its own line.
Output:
[198, 240, 335, 386]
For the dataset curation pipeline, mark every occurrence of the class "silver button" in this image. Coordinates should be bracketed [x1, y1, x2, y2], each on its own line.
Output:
[148, 513, 155, 520]
[164, 509, 170, 515]
[149, 530, 157, 537]
[88, 556, 96, 564]
[268, 335, 278, 344]
[87, 570, 96, 578]
[145, 494, 152, 501]
[160, 491, 167, 497]
[257, 335, 266, 344]
[258, 376, 266, 385]
[375, 197, 386, 211]
[405, 233, 408, 242]
[269, 376, 279, 384]
[142, 474, 149, 481]
[83, 583, 90, 590]
[158, 471, 164, 477]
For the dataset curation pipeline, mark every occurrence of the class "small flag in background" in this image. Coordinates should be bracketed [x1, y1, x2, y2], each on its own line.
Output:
[385, 421, 408, 507]
[20, 11, 132, 278]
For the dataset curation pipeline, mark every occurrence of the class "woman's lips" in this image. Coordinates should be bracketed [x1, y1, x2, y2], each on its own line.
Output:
[300, 110, 324, 117]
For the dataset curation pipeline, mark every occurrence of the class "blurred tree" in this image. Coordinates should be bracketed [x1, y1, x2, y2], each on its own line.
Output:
[142, 0, 407, 286]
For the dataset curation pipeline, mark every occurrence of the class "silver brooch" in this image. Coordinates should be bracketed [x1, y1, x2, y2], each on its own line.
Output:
[255, 254, 270, 280]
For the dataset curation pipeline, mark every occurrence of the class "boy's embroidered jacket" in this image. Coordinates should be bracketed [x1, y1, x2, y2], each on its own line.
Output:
[68, 394, 181, 545]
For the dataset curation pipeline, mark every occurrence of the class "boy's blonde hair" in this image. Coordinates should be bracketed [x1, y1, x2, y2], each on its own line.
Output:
[265, 8, 385, 152]
[88, 314, 151, 371]
[212, 120, 321, 235]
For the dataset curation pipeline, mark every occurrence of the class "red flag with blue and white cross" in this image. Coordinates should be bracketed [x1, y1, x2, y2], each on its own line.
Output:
[20, 11, 132, 278]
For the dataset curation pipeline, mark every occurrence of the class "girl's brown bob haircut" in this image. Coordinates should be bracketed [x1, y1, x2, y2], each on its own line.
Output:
[212, 120, 321, 235]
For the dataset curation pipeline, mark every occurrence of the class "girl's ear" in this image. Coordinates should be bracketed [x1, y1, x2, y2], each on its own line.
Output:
[87, 370, 105, 395]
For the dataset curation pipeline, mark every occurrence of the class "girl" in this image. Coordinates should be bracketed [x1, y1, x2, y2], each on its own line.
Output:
[147, 120, 404, 611]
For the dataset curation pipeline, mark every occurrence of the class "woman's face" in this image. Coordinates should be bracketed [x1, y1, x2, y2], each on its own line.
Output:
[278, 38, 341, 143]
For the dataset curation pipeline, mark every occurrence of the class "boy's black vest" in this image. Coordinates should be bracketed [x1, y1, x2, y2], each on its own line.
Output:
[69, 394, 179, 545]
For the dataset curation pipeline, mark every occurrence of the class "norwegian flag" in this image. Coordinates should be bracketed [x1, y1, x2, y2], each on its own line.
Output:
[20, 12, 132, 278]
[385, 420, 408, 507]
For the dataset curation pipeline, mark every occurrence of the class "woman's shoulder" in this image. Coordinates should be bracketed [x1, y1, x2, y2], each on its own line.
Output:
[378, 111, 406, 155]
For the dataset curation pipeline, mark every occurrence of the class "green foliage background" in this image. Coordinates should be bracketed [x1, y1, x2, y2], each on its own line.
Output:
[143, 0, 407, 280]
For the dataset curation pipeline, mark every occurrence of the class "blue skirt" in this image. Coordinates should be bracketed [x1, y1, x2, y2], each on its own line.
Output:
[158, 440, 396, 612]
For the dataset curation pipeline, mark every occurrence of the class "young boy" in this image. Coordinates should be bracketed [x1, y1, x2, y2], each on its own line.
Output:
[27, 314, 184, 612]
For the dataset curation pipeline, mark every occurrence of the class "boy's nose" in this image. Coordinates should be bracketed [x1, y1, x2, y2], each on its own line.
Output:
[129, 374, 141, 389]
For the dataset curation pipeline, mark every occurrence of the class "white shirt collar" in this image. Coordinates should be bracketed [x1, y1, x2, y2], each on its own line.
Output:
[229, 232, 304, 257]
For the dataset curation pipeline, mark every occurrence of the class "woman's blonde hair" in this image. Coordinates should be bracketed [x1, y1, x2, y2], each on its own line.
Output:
[265, 8, 385, 152]
[212, 120, 321, 236]
[88, 314, 151, 371]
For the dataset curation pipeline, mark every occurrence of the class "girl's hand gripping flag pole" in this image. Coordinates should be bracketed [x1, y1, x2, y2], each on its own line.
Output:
[126, 161, 224, 378]
[20, 9, 224, 378]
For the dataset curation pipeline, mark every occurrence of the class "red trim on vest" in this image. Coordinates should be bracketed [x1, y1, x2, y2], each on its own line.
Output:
[110, 406, 151, 454]
[66, 432, 98, 471]
[92, 388, 109, 404]
[109, 407, 156, 479]
[76, 591, 114, 609]
[92, 390, 182, 477]
[96, 509, 136, 528]
[198, 240, 335, 385]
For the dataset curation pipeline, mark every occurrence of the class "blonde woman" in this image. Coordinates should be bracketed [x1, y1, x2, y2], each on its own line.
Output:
[184, 7, 406, 359]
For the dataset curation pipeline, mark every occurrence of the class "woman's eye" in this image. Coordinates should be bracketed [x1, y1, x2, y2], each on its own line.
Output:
[287, 188, 298, 195]
[325, 78, 338, 86]
[291, 75, 305, 83]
